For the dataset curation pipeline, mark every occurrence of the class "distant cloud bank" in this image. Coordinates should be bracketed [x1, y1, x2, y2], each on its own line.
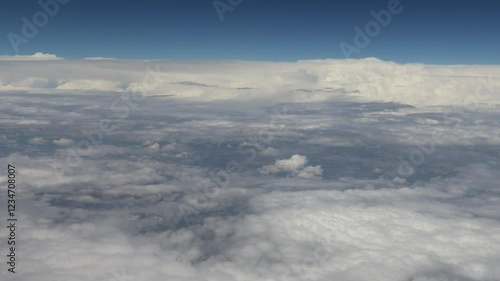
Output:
[0, 54, 499, 106]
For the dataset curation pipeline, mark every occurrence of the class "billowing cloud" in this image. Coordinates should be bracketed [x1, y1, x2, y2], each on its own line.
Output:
[259, 154, 323, 178]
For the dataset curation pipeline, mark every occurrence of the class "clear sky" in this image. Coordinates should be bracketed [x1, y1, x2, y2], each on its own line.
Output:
[1, 0, 499, 64]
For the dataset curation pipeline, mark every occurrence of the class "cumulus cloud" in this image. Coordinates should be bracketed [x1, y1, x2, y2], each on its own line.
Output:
[260, 147, 278, 156]
[260, 154, 308, 173]
[147, 142, 161, 152]
[259, 154, 323, 178]
[29, 137, 47, 145]
[162, 143, 176, 151]
[0, 52, 63, 61]
[53, 138, 74, 146]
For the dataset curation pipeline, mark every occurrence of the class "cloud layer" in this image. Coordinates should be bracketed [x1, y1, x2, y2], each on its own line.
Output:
[0, 56, 499, 106]
[1, 57, 500, 281]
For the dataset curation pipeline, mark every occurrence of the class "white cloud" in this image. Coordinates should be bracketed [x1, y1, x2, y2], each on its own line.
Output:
[0, 52, 63, 61]
[10, 77, 57, 88]
[240, 181, 500, 281]
[148, 142, 160, 152]
[261, 154, 308, 173]
[162, 143, 176, 151]
[53, 138, 74, 146]
[297, 165, 324, 178]
[259, 154, 323, 178]
[260, 147, 278, 156]
[176, 151, 188, 158]
[84, 57, 116, 60]
[29, 137, 47, 145]
[56, 79, 126, 92]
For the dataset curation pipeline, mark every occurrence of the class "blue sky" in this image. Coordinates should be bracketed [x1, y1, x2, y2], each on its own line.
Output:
[1, 0, 499, 64]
